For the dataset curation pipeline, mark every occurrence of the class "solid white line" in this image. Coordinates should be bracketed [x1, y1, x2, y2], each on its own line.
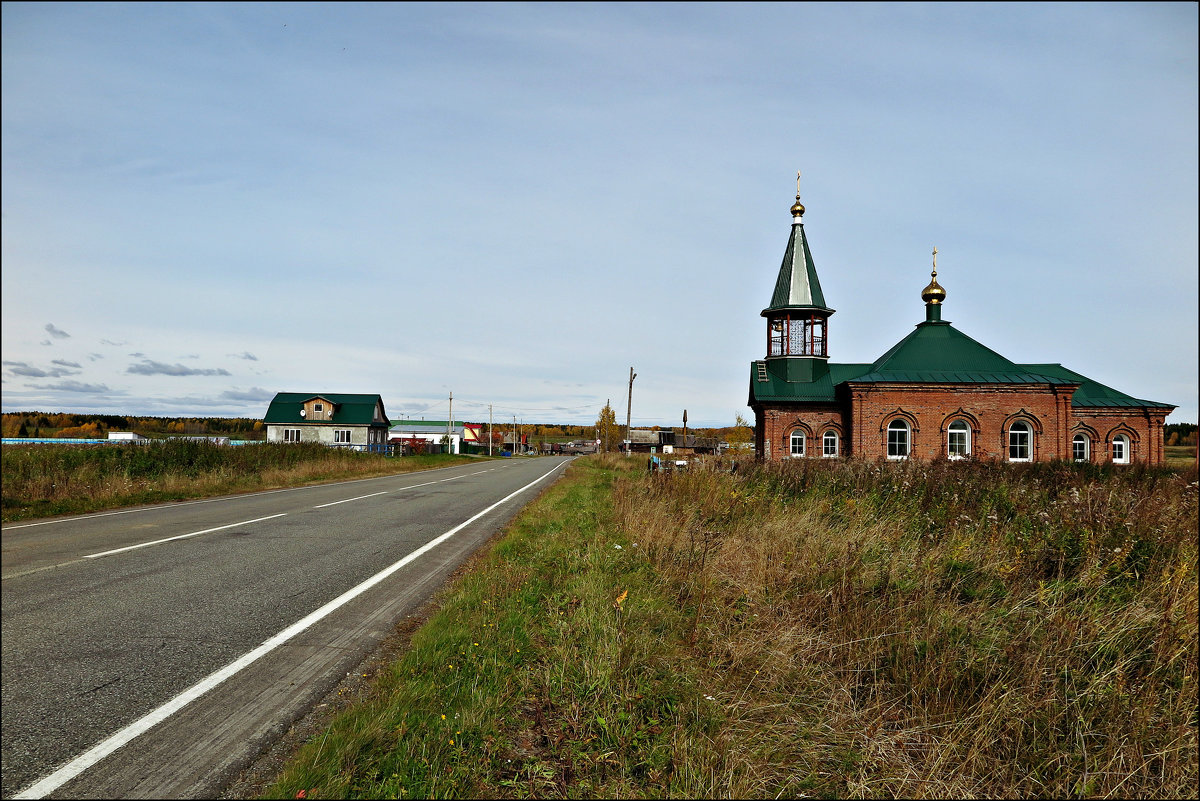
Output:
[312, 491, 389, 509]
[14, 457, 571, 800]
[82, 514, 288, 560]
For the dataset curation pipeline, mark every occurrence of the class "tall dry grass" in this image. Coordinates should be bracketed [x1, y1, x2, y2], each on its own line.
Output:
[614, 458, 1198, 798]
[1, 441, 476, 521]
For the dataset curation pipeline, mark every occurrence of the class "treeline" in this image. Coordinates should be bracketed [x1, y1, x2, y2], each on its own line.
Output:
[1165, 423, 1197, 447]
[1, 412, 264, 440]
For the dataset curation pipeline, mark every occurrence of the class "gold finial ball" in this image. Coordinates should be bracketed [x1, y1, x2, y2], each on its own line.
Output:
[921, 271, 946, 305]
[790, 196, 805, 217]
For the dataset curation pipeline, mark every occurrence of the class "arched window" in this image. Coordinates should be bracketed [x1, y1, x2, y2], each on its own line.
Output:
[947, 419, 971, 459]
[1072, 434, 1090, 462]
[886, 419, 909, 459]
[1008, 420, 1032, 462]
[1111, 434, 1130, 464]
[822, 430, 838, 458]
[789, 430, 806, 458]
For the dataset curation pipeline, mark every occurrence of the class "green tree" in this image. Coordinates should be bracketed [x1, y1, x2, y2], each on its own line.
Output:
[595, 402, 617, 453]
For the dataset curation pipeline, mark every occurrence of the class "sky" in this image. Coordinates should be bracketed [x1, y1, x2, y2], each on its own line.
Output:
[2, 2, 1196, 428]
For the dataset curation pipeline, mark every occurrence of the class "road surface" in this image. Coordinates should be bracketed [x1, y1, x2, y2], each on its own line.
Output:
[1, 455, 572, 799]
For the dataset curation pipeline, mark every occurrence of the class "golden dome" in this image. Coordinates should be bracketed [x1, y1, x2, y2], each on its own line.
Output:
[790, 195, 805, 218]
[921, 271, 945, 304]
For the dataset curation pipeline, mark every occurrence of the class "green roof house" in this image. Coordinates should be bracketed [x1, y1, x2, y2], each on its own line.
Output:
[263, 393, 391, 450]
[748, 186, 1174, 464]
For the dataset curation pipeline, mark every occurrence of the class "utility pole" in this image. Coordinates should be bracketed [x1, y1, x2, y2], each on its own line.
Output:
[447, 392, 453, 455]
[683, 409, 688, 453]
[625, 366, 636, 456]
[513, 415, 517, 455]
[488, 404, 493, 457]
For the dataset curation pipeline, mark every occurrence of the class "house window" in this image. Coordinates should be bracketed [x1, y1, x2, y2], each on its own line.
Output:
[822, 430, 838, 458]
[283, 428, 301, 443]
[789, 430, 806, 457]
[1008, 421, 1032, 462]
[1072, 434, 1090, 462]
[1111, 435, 1130, 464]
[886, 419, 909, 459]
[334, 429, 352, 444]
[314, 403, 323, 413]
[947, 419, 971, 460]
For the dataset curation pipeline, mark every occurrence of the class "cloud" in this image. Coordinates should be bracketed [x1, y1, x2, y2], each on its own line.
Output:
[52, 359, 82, 368]
[100, 339, 127, 346]
[219, 386, 276, 402]
[87, 353, 104, 361]
[40, 340, 52, 346]
[40, 380, 112, 394]
[44, 323, 71, 339]
[230, 351, 259, 361]
[126, 359, 231, 376]
[3, 361, 78, 378]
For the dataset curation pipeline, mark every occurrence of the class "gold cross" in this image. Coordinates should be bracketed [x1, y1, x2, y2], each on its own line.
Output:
[932, 246, 938, 274]
[796, 170, 802, 198]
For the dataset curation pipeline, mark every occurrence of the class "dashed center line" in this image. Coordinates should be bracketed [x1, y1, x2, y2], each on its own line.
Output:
[82, 514, 288, 560]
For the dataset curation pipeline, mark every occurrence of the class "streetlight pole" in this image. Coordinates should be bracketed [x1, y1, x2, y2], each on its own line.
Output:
[625, 366, 636, 456]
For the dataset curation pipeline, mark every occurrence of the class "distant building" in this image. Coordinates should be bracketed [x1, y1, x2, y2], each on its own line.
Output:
[264, 393, 390, 450]
[107, 431, 147, 441]
[748, 188, 1175, 463]
[388, 420, 464, 454]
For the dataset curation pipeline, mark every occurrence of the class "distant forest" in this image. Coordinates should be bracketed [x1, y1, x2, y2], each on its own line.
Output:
[1164, 422, 1198, 446]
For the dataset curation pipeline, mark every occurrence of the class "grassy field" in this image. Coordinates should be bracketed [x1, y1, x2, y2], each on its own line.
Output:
[0, 441, 484, 522]
[1166, 444, 1197, 467]
[263, 455, 1197, 799]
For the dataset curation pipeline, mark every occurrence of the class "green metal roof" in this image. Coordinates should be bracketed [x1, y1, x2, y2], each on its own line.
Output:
[749, 362, 870, 404]
[263, 393, 390, 426]
[761, 222, 832, 315]
[847, 321, 1073, 385]
[1020, 364, 1176, 409]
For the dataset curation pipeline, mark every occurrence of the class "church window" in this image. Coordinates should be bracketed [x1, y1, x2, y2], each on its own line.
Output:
[947, 419, 971, 459]
[1111, 435, 1130, 464]
[1008, 421, 1032, 462]
[789, 430, 806, 457]
[1072, 434, 1090, 462]
[822, 430, 838, 458]
[886, 419, 909, 459]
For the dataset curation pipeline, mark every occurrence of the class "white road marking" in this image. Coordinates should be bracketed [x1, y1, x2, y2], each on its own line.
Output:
[82, 514, 288, 559]
[312, 491, 389, 509]
[14, 457, 571, 800]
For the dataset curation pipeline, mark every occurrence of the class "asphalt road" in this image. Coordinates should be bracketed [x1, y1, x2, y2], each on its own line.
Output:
[1, 455, 572, 799]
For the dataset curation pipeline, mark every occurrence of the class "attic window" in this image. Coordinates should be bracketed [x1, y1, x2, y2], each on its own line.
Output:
[315, 403, 323, 413]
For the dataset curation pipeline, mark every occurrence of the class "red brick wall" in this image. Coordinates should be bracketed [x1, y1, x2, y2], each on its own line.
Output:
[755, 404, 845, 460]
[1072, 408, 1170, 465]
[755, 386, 1170, 464]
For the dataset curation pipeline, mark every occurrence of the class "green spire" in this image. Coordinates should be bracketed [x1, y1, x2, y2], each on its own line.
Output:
[761, 196, 832, 316]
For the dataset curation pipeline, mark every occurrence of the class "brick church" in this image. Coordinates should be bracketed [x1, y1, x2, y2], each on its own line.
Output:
[748, 186, 1174, 464]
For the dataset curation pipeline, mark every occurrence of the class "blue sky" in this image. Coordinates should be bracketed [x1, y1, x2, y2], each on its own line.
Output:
[3, 2, 1196, 428]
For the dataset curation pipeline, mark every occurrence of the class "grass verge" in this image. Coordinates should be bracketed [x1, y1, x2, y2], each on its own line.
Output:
[265, 455, 1197, 798]
[1, 441, 484, 522]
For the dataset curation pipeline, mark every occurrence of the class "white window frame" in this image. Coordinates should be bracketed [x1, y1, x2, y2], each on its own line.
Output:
[283, 428, 301, 443]
[1008, 421, 1032, 462]
[1111, 435, 1130, 464]
[947, 419, 971, 460]
[334, 429, 352, 444]
[822, 430, 838, 458]
[1072, 434, 1090, 462]
[886, 419, 909, 460]
[789, 430, 806, 458]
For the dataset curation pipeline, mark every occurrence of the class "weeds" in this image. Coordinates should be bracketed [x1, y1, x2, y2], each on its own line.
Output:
[264, 454, 1196, 798]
